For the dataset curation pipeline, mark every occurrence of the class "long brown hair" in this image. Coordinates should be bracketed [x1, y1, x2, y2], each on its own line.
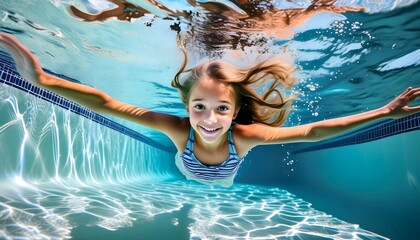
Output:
[172, 39, 296, 126]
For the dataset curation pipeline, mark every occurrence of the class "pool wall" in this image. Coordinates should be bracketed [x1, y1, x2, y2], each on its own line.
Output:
[0, 52, 180, 184]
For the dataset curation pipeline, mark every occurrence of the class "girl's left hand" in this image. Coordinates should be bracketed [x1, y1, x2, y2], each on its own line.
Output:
[383, 87, 420, 118]
[0, 33, 45, 85]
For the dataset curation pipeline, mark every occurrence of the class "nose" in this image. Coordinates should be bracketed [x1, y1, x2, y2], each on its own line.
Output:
[204, 110, 217, 124]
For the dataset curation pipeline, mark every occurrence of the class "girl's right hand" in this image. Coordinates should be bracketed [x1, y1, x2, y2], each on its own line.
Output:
[0, 33, 46, 85]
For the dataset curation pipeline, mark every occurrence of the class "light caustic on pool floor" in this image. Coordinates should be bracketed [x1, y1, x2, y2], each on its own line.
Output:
[0, 180, 388, 240]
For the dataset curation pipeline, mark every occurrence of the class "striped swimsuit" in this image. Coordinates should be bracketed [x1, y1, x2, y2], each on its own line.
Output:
[175, 124, 245, 186]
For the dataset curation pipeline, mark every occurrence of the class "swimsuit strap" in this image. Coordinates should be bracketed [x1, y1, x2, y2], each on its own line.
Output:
[186, 126, 195, 150]
[186, 123, 238, 157]
[227, 123, 238, 156]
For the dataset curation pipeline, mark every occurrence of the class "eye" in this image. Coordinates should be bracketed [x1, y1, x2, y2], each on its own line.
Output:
[193, 104, 205, 110]
[218, 106, 229, 112]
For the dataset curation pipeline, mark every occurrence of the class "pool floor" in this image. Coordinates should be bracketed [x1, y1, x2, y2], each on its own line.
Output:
[0, 179, 388, 239]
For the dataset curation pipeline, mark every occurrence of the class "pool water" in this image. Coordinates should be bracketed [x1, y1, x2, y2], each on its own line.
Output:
[0, 179, 389, 239]
[1, 0, 420, 239]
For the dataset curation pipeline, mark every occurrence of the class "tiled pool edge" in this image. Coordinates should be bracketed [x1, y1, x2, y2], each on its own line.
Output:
[293, 112, 420, 154]
[0, 51, 175, 153]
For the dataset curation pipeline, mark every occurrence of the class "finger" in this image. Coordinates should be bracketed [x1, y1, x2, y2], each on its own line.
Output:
[407, 88, 420, 101]
[407, 87, 420, 94]
[0, 34, 43, 76]
[0, 33, 26, 56]
[0, 32, 9, 40]
[1, 34, 30, 57]
[0, 38, 32, 71]
[406, 87, 420, 96]
[407, 105, 420, 113]
[2, 34, 36, 62]
[1, 34, 41, 68]
[0, 36, 27, 63]
[400, 86, 413, 97]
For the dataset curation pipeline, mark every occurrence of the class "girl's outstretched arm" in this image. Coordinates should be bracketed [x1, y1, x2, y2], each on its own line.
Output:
[0, 33, 188, 146]
[302, 87, 420, 141]
[235, 87, 420, 152]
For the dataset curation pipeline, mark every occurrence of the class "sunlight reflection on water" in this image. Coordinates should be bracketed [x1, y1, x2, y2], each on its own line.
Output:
[0, 180, 388, 239]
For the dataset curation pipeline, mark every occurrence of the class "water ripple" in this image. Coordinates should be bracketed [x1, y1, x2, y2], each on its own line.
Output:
[0, 180, 388, 239]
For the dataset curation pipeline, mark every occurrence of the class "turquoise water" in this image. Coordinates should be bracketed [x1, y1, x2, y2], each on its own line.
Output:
[0, 74, 395, 239]
[0, 180, 389, 239]
[1, 0, 420, 239]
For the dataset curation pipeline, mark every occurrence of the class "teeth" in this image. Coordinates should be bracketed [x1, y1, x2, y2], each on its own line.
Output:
[202, 127, 217, 132]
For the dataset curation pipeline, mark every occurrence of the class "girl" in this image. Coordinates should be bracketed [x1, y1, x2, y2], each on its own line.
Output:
[0, 33, 419, 187]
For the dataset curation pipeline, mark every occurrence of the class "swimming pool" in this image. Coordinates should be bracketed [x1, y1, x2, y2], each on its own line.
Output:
[1, 0, 419, 239]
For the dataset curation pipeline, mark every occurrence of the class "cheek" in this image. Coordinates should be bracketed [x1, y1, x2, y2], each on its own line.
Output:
[188, 111, 201, 121]
[220, 115, 234, 124]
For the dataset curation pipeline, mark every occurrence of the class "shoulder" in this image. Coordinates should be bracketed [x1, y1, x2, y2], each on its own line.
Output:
[233, 122, 314, 148]
[231, 123, 261, 157]
[168, 117, 191, 152]
[232, 122, 267, 140]
[232, 123, 281, 156]
[232, 122, 268, 139]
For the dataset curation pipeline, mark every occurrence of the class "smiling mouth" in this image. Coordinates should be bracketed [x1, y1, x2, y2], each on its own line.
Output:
[199, 126, 221, 134]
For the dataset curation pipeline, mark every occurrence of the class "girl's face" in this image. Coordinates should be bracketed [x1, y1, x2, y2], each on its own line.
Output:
[187, 78, 238, 145]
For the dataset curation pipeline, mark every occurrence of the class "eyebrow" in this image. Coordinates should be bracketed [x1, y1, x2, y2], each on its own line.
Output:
[192, 98, 232, 104]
